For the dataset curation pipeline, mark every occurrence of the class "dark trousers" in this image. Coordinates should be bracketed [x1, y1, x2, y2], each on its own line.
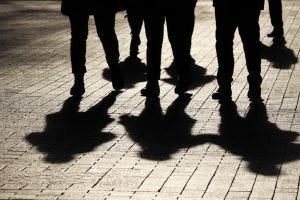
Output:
[69, 11, 119, 75]
[166, 0, 197, 82]
[268, 0, 283, 29]
[127, 6, 143, 42]
[143, 0, 196, 82]
[215, 5, 262, 90]
[143, 10, 164, 81]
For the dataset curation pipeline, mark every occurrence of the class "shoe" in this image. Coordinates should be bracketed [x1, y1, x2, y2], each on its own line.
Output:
[175, 79, 191, 95]
[212, 88, 232, 101]
[110, 65, 124, 91]
[130, 37, 141, 58]
[248, 87, 262, 103]
[141, 81, 160, 97]
[70, 75, 85, 96]
[70, 82, 85, 97]
[267, 28, 284, 38]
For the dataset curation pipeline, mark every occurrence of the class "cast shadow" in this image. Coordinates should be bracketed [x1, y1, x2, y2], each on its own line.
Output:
[261, 42, 298, 69]
[120, 95, 203, 160]
[162, 61, 215, 89]
[102, 57, 147, 89]
[26, 91, 120, 163]
[202, 101, 299, 175]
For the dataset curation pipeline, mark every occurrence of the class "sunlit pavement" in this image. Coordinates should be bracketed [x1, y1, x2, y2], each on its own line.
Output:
[0, 1, 299, 199]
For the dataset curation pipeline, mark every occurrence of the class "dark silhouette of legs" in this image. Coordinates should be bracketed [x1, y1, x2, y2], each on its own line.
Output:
[126, 6, 143, 59]
[267, 0, 284, 41]
[238, 9, 262, 101]
[141, 6, 164, 97]
[212, 4, 262, 102]
[212, 5, 236, 100]
[94, 11, 124, 90]
[69, 14, 89, 96]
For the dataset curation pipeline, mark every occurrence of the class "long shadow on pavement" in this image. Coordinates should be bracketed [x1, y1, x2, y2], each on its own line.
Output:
[261, 42, 298, 69]
[162, 61, 215, 89]
[26, 91, 120, 163]
[201, 101, 300, 175]
[120, 95, 201, 160]
[102, 57, 147, 89]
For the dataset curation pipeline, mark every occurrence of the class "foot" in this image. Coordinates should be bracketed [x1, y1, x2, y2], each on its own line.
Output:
[175, 80, 192, 95]
[70, 82, 85, 97]
[70, 75, 85, 96]
[248, 87, 262, 103]
[141, 81, 160, 97]
[267, 28, 284, 38]
[110, 66, 124, 91]
[212, 88, 232, 101]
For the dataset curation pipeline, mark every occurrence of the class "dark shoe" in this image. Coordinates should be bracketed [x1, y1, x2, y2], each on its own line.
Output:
[175, 80, 192, 95]
[273, 36, 286, 45]
[212, 88, 232, 101]
[141, 81, 160, 97]
[110, 67, 124, 91]
[248, 87, 262, 103]
[70, 82, 85, 97]
[70, 75, 85, 96]
[130, 37, 141, 57]
[267, 28, 284, 38]
[124, 55, 141, 64]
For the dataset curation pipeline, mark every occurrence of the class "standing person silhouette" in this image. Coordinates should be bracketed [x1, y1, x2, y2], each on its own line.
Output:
[61, 0, 123, 96]
[267, 0, 285, 42]
[212, 0, 264, 102]
[140, 0, 197, 97]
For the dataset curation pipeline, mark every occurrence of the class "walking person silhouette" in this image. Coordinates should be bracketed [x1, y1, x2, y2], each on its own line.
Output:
[140, 0, 197, 97]
[212, 0, 264, 102]
[61, 0, 124, 96]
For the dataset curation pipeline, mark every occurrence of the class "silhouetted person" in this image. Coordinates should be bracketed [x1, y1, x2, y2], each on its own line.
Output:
[267, 0, 285, 43]
[126, 0, 144, 61]
[212, 0, 264, 102]
[61, 0, 123, 96]
[141, 0, 197, 96]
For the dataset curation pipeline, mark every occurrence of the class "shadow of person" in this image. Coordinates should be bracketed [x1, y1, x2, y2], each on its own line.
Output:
[26, 91, 120, 163]
[203, 100, 299, 176]
[162, 61, 215, 90]
[102, 58, 147, 89]
[261, 42, 298, 69]
[120, 94, 202, 160]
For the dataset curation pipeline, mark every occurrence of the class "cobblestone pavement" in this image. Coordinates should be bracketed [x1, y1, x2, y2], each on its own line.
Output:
[0, 1, 299, 199]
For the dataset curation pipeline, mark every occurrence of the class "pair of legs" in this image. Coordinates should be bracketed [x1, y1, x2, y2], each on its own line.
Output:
[213, 4, 262, 101]
[141, 1, 196, 96]
[69, 11, 123, 96]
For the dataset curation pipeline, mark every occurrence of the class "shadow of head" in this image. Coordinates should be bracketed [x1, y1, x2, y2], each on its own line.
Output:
[214, 101, 299, 176]
[261, 42, 298, 69]
[120, 94, 203, 161]
[26, 92, 120, 163]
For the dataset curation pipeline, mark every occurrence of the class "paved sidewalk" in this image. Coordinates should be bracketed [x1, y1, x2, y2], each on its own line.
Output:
[0, 1, 299, 200]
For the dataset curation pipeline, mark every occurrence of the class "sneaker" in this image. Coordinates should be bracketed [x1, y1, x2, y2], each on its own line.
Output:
[141, 81, 160, 97]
